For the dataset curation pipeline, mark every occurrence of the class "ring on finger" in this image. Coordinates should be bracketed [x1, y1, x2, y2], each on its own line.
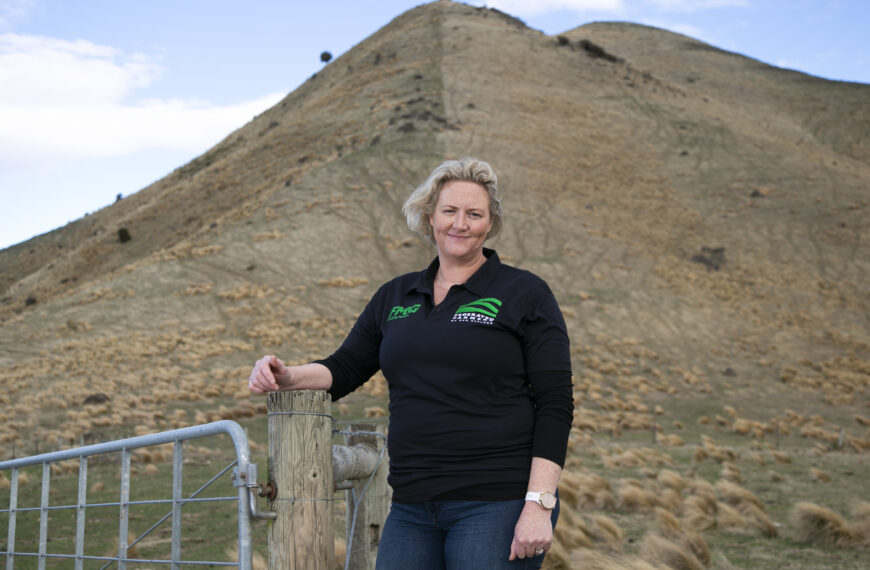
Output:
[534, 548, 544, 555]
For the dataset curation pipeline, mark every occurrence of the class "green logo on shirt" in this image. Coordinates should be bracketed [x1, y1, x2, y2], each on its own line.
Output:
[388, 304, 421, 321]
[452, 297, 502, 324]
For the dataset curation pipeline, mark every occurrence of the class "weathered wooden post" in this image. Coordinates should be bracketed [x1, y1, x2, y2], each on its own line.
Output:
[342, 423, 390, 570]
[267, 390, 334, 570]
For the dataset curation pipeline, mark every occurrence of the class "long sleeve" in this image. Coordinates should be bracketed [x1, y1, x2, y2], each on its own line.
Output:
[528, 370, 574, 467]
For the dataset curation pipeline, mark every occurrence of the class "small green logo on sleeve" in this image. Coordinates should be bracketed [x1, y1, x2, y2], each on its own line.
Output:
[387, 304, 421, 321]
[451, 297, 502, 325]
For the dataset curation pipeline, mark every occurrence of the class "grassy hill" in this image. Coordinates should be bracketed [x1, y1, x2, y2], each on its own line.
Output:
[1, 2, 868, 567]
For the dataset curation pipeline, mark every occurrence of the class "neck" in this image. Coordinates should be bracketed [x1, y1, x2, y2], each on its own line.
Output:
[436, 249, 487, 285]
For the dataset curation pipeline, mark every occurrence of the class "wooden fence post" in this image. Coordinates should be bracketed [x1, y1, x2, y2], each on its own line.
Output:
[344, 423, 390, 570]
[267, 390, 334, 570]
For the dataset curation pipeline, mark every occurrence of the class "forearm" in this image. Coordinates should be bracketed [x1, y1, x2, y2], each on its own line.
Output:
[277, 363, 333, 391]
[527, 456, 561, 496]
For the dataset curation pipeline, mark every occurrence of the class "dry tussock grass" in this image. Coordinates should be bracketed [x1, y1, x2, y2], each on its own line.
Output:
[216, 283, 274, 301]
[809, 467, 831, 483]
[618, 479, 658, 512]
[850, 502, 870, 545]
[73, 287, 136, 306]
[318, 277, 371, 288]
[252, 230, 284, 242]
[715, 480, 763, 511]
[364, 406, 387, 418]
[791, 502, 856, 546]
[639, 533, 705, 570]
[590, 514, 624, 552]
[184, 282, 213, 296]
[655, 507, 682, 536]
[552, 506, 593, 551]
[190, 244, 224, 257]
[715, 501, 748, 532]
[561, 549, 665, 570]
[719, 461, 742, 483]
[565, 472, 614, 510]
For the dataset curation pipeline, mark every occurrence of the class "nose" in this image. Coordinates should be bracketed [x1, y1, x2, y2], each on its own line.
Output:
[453, 212, 469, 229]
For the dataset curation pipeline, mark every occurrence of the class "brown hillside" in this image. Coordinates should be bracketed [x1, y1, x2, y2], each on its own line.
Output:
[0, 2, 868, 566]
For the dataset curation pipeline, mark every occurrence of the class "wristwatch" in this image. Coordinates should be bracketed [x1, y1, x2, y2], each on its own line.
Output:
[525, 490, 557, 510]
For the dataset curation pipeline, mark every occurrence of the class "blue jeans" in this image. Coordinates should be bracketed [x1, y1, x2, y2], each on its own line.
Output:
[375, 499, 559, 569]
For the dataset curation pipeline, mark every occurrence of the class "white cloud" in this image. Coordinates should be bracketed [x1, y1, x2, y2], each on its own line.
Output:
[0, 33, 161, 105]
[0, 0, 34, 30]
[0, 33, 284, 173]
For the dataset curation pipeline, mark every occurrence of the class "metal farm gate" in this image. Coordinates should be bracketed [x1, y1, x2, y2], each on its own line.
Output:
[0, 420, 272, 569]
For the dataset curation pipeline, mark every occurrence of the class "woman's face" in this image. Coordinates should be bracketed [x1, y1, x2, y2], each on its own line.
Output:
[429, 180, 493, 264]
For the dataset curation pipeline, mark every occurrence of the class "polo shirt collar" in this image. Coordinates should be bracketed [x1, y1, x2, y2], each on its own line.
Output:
[409, 248, 501, 297]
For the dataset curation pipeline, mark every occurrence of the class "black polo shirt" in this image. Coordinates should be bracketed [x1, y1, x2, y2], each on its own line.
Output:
[319, 249, 573, 503]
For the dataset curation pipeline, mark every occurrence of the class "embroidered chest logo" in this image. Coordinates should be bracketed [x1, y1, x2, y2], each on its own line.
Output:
[451, 297, 502, 325]
[387, 304, 421, 321]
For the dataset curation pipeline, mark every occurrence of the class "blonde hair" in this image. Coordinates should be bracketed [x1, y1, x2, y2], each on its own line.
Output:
[403, 157, 503, 244]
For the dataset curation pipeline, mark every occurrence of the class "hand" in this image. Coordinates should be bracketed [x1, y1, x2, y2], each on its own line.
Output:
[249, 354, 290, 394]
[508, 501, 553, 560]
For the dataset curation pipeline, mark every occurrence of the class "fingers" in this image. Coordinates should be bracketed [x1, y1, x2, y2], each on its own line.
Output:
[510, 531, 550, 560]
[510, 538, 549, 560]
[249, 355, 281, 394]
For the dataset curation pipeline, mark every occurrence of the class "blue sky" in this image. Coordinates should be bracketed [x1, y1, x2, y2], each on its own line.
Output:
[1, 0, 868, 250]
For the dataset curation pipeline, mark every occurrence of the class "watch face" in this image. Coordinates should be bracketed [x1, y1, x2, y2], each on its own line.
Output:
[541, 492, 557, 509]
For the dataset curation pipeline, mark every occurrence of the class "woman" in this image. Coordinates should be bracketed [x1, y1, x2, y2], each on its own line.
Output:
[249, 158, 573, 568]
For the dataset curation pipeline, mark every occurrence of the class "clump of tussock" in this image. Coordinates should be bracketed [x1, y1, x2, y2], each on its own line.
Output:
[809, 467, 831, 483]
[767, 469, 784, 482]
[850, 502, 870, 545]
[742, 503, 779, 538]
[715, 480, 778, 537]
[747, 452, 766, 466]
[791, 502, 855, 546]
[719, 462, 742, 483]
[590, 514, 624, 552]
[573, 472, 615, 510]
[558, 470, 583, 507]
[771, 450, 791, 464]
[572, 549, 664, 570]
[659, 433, 685, 446]
[365, 406, 387, 418]
[715, 480, 763, 511]
[639, 533, 705, 570]
[717, 500, 748, 530]
[683, 479, 718, 532]
[618, 479, 658, 512]
[656, 507, 682, 536]
[658, 488, 683, 513]
[553, 505, 592, 550]
[657, 469, 686, 493]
